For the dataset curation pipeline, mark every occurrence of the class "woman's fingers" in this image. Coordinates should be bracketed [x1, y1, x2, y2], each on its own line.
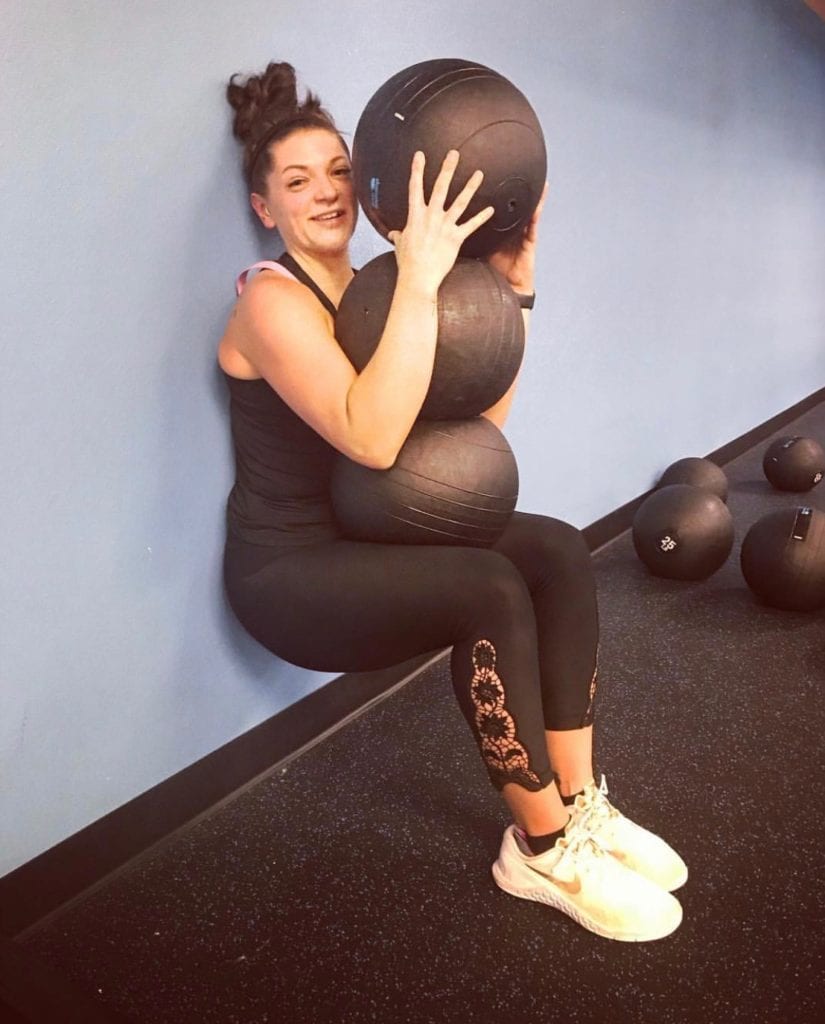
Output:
[534, 181, 549, 219]
[427, 149, 461, 210]
[396, 148, 494, 280]
[524, 181, 549, 243]
[406, 148, 488, 227]
[445, 167, 485, 223]
[406, 150, 426, 210]
[457, 203, 495, 240]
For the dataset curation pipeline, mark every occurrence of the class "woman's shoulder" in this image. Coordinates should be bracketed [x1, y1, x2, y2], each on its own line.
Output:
[219, 260, 332, 378]
[219, 263, 296, 379]
[235, 260, 297, 296]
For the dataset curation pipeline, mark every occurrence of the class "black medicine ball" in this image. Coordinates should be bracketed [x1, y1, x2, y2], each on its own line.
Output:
[353, 58, 547, 258]
[740, 506, 825, 612]
[335, 254, 524, 420]
[632, 484, 734, 581]
[330, 417, 518, 547]
[657, 457, 729, 503]
[762, 436, 825, 492]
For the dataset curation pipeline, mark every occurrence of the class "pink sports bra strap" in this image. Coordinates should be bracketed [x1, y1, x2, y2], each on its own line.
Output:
[235, 260, 298, 296]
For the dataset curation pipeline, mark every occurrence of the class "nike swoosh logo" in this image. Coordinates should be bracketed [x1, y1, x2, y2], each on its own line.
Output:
[552, 873, 582, 895]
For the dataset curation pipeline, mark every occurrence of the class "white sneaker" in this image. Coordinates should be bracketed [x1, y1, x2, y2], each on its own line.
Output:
[492, 817, 683, 942]
[568, 776, 688, 891]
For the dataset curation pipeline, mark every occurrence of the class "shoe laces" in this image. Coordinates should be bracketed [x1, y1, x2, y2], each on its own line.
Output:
[571, 774, 619, 834]
[549, 814, 608, 884]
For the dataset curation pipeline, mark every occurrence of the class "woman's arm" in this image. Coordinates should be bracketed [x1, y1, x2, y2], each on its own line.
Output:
[481, 183, 548, 430]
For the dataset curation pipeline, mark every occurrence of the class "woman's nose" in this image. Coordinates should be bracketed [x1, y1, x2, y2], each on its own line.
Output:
[316, 176, 339, 201]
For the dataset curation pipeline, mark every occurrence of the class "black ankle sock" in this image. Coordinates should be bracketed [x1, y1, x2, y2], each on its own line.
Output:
[522, 822, 568, 856]
[557, 771, 598, 807]
[560, 787, 584, 808]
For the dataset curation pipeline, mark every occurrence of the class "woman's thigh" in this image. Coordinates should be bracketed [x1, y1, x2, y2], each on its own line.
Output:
[225, 534, 553, 789]
[224, 537, 533, 673]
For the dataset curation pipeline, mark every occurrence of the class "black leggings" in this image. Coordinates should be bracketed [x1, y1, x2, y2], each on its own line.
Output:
[224, 512, 599, 792]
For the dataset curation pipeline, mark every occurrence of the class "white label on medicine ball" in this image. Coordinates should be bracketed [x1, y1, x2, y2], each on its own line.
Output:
[370, 177, 381, 207]
[792, 508, 813, 542]
[815, 472, 823, 484]
[659, 534, 677, 553]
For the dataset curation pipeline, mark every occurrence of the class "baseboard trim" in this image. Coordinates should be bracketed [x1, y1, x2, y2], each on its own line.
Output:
[0, 651, 438, 939]
[2, 385, 822, 939]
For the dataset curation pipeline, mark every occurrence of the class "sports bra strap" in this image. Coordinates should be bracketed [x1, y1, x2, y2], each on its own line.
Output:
[235, 261, 297, 296]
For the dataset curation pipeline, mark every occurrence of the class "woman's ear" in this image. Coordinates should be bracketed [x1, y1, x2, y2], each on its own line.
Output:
[250, 192, 275, 229]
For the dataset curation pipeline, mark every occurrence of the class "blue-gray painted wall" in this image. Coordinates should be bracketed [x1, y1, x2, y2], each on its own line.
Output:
[2, 0, 823, 875]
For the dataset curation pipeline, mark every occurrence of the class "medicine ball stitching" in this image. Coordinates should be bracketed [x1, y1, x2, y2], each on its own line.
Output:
[389, 479, 519, 503]
[385, 494, 511, 526]
[383, 516, 503, 542]
[377, 484, 511, 533]
[391, 68, 496, 120]
[470, 639, 542, 789]
[389, 490, 517, 509]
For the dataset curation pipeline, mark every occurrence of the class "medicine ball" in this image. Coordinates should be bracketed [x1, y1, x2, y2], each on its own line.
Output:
[740, 506, 825, 612]
[762, 436, 825, 492]
[632, 484, 734, 581]
[331, 417, 518, 547]
[336, 254, 524, 420]
[657, 457, 729, 503]
[353, 58, 547, 258]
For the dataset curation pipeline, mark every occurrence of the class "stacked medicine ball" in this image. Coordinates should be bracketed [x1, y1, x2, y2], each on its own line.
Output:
[330, 59, 546, 547]
[631, 437, 825, 611]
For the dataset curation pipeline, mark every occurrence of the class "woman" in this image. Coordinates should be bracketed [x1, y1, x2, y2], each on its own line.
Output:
[220, 62, 687, 942]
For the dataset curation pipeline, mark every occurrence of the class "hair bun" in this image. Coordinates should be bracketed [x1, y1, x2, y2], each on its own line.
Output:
[226, 61, 338, 187]
[226, 62, 300, 145]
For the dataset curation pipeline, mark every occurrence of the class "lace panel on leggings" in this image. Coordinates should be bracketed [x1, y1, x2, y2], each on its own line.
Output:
[470, 639, 544, 791]
[581, 650, 599, 727]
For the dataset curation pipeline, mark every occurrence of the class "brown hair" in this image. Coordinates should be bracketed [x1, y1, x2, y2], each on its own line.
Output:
[226, 61, 341, 194]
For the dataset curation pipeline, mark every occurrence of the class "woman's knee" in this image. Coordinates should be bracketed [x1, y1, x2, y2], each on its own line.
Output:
[469, 549, 535, 615]
[507, 515, 591, 578]
[537, 516, 590, 558]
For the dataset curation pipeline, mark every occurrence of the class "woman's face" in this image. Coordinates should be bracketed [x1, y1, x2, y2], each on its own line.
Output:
[257, 127, 357, 257]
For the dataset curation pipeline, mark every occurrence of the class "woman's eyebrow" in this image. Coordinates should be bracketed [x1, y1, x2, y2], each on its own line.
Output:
[281, 157, 348, 174]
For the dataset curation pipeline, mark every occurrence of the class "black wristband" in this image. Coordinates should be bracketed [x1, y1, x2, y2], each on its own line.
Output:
[517, 292, 535, 310]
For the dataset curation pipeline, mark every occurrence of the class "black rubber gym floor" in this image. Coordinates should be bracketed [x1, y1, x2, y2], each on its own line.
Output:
[19, 402, 825, 1024]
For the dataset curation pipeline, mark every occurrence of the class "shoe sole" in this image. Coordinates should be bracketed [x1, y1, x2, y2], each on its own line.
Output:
[491, 860, 683, 943]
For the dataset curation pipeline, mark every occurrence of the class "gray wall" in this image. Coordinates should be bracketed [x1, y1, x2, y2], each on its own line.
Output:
[2, 0, 823, 875]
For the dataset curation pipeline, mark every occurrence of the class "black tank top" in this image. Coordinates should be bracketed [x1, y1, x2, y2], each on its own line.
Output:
[223, 253, 342, 548]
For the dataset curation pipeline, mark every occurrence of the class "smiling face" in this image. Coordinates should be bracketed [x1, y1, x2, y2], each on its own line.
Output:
[253, 127, 357, 259]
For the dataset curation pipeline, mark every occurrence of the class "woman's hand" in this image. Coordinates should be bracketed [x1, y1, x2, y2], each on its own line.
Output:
[486, 181, 549, 295]
[388, 150, 494, 297]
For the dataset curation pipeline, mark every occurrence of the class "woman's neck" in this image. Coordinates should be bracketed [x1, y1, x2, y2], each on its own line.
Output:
[287, 249, 354, 308]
